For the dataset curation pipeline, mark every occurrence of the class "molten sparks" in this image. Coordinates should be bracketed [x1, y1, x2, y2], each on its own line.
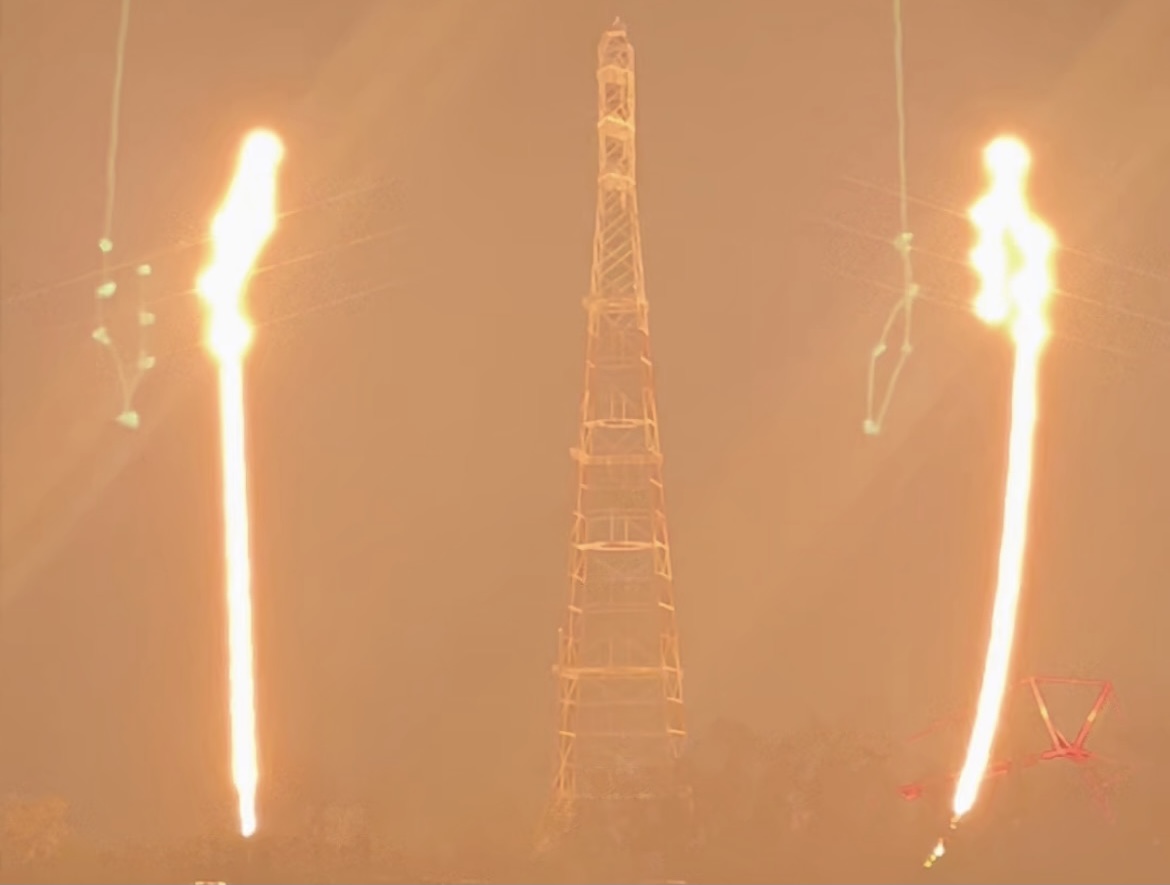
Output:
[197, 129, 284, 838]
[950, 136, 1056, 836]
[924, 837, 946, 868]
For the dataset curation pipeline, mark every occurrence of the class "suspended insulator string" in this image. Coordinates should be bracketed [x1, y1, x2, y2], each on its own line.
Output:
[863, 0, 921, 436]
[92, 0, 154, 430]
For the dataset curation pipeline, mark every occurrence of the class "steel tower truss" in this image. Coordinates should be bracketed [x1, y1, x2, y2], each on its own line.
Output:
[547, 19, 687, 838]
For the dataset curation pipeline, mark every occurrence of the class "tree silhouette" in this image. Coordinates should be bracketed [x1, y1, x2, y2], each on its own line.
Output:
[0, 794, 72, 870]
[683, 719, 906, 883]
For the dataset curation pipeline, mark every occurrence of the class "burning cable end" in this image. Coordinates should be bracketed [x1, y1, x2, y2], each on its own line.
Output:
[923, 837, 946, 869]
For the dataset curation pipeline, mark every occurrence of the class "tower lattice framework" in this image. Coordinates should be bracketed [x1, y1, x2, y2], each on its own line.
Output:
[548, 18, 687, 839]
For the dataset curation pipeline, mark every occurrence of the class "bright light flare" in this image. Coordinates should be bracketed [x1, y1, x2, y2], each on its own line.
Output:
[197, 129, 284, 838]
[924, 837, 946, 869]
[950, 136, 1056, 831]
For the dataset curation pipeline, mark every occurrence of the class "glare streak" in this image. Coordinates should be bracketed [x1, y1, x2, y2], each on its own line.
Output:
[197, 129, 285, 838]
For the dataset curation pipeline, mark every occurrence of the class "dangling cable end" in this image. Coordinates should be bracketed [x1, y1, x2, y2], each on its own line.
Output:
[923, 836, 946, 869]
[115, 409, 140, 430]
[863, 418, 881, 436]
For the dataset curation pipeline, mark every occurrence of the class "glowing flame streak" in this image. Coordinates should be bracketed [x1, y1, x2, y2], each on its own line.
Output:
[924, 837, 946, 868]
[197, 129, 284, 838]
[952, 137, 1056, 829]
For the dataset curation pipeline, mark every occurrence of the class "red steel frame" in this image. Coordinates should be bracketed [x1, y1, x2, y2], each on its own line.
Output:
[898, 677, 1124, 818]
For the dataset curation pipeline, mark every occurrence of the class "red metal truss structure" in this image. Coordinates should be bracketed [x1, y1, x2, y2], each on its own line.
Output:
[898, 677, 1125, 818]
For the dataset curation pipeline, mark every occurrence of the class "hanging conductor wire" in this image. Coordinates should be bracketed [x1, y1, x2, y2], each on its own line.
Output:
[863, 0, 920, 436]
[92, 0, 155, 430]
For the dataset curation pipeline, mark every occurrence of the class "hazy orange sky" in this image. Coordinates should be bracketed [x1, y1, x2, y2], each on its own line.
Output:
[2, 0, 1168, 852]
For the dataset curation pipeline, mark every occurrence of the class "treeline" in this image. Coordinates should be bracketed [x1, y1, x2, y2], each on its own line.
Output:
[4, 718, 1168, 883]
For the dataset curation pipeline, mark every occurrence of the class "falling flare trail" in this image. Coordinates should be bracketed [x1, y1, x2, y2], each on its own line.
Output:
[197, 129, 285, 838]
[928, 135, 1056, 866]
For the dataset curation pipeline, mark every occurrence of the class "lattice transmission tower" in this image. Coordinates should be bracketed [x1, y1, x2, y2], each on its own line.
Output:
[543, 18, 688, 851]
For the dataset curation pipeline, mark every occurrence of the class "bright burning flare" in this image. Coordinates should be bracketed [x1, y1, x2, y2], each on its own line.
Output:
[953, 137, 1056, 826]
[197, 129, 284, 838]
